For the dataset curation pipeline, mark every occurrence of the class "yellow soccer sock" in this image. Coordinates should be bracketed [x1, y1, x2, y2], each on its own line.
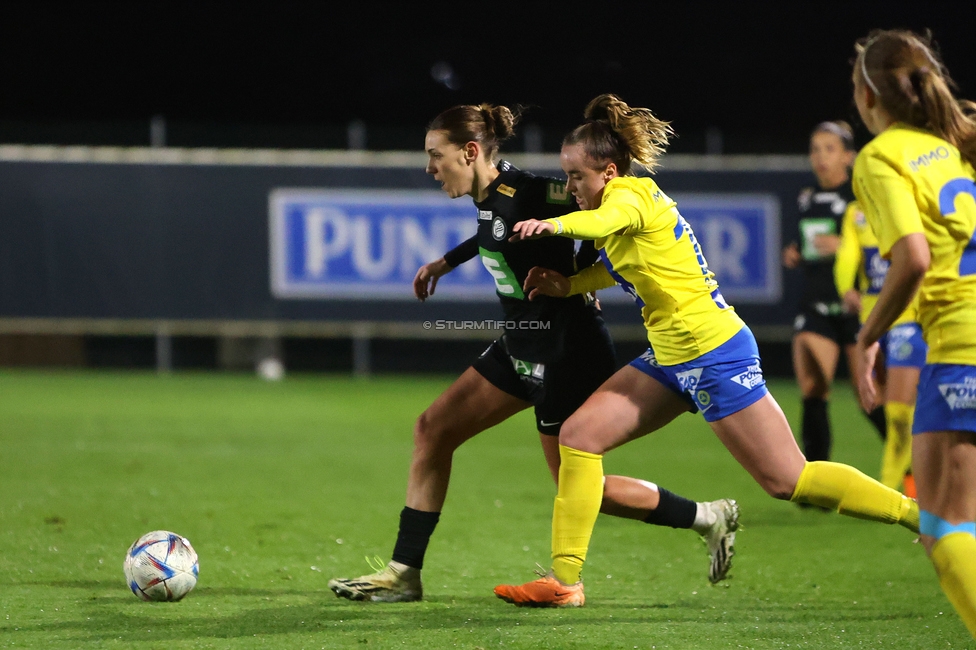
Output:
[791, 461, 919, 533]
[880, 401, 914, 490]
[551, 445, 604, 585]
[931, 532, 976, 638]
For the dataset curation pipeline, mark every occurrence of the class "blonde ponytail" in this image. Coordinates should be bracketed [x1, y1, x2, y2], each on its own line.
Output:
[565, 94, 673, 174]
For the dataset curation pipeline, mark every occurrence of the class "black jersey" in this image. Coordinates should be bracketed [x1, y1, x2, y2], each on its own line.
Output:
[791, 180, 856, 308]
[443, 161, 593, 363]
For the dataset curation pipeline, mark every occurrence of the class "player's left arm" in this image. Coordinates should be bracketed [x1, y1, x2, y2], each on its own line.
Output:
[522, 262, 616, 301]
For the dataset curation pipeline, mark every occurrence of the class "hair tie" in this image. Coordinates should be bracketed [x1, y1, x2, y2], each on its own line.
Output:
[860, 38, 881, 96]
[813, 121, 855, 149]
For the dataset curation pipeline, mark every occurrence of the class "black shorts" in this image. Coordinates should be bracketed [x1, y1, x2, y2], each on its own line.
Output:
[472, 309, 616, 436]
[793, 304, 860, 347]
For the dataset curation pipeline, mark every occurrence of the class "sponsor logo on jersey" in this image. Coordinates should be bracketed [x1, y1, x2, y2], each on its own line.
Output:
[855, 210, 867, 227]
[908, 146, 951, 173]
[491, 217, 507, 241]
[675, 368, 703, 393]
[812, 192, 848, 215]
[939, 377, 976, 410]
[730, 362, 764, 389]
[865, 247, 888, 293]
[511, 358, 545, 380]
[479, 210, 493, 221]
[497, 184, 516, 198]
[546, 181, 571, 205]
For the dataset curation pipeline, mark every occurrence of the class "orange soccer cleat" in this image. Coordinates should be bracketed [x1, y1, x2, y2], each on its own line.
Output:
[903, 473, 916, 499]
[494, 571, 585, 608]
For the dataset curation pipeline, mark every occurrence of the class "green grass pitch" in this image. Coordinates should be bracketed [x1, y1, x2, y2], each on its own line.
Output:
[0, 369, 969, 648]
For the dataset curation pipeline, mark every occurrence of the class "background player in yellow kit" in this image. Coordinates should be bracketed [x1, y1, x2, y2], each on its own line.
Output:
[783, 121, 887, 474]
[849, 28, 976, 637]
[493, 93, 920, 608]
[834, 192, 925, 495]
[328, 103, 738, 603]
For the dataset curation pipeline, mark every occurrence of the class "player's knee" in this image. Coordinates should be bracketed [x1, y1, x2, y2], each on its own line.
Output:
[413, 410, 446, 453]
[557, 415, 601, 454]
[413, 409, 467, 459]
[801, 382, 829, 400]
[757, 474, 798, 501]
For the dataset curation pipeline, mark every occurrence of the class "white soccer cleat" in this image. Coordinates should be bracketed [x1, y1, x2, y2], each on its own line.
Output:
[701, 499, 739, 584]
[328, 559, 423, 603]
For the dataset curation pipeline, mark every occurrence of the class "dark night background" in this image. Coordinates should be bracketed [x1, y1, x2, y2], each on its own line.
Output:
[0, 1, 973, 154]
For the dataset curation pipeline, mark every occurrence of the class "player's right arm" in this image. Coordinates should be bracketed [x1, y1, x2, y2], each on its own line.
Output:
[414, 235, 478, 301]
[852, 151, 930, 409]
[834, 203, 862, 315]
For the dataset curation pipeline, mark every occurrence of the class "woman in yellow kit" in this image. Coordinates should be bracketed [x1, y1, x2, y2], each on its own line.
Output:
[835, 197, 925, 495]
[848, 29, 976, 637]
[492, 93, 920, 608]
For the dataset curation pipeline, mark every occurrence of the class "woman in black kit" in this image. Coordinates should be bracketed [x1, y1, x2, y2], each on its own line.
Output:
[782, 121, 887, 475]
[328, 104, 739, 602]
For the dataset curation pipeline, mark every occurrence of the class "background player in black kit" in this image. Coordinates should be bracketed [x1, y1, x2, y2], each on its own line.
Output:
[328, 103, 739, 602]
[782, 121, 887, 476]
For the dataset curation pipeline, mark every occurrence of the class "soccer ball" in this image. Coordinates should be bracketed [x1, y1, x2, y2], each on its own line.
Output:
[123, 530, 199, 601]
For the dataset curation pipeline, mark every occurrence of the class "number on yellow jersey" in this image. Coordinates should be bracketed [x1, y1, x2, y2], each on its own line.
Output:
[942, 178, 976, 275]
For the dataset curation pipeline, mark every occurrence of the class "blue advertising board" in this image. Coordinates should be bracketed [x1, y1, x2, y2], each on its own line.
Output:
[270, 189, 781, 303]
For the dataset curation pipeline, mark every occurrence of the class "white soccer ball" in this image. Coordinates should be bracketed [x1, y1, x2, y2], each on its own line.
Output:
[123, 530, 199, 601]
[256, 356, 285, 381]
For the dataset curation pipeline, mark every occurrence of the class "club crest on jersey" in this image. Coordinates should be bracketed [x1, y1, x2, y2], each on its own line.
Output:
[491, 217, 507, 241]
[478, 210, 493, 221]
[886, 327, 915, 361]
[730, 362, 764, 389]
[939, 378, 976, 410]
[675, 368, 703, 393]
[798, 188, 813, 211]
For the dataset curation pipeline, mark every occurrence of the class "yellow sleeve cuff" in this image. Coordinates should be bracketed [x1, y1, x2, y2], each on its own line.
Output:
[568, 263, 616, 296]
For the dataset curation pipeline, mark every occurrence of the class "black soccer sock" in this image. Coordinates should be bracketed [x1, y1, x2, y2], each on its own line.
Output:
[642, 487, 697, 529]
[866, 405, 887, 441]
[801, 397, 831, 462]
[391, 507, 441, 570]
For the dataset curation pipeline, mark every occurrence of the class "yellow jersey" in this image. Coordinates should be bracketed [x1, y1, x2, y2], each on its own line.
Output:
[545, 176, 744, 365]
[833, 199, 918, 325]
[852, 123, 976, 365]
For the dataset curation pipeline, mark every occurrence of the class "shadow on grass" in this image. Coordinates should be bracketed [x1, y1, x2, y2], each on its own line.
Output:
[1, 583, 926, 644]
